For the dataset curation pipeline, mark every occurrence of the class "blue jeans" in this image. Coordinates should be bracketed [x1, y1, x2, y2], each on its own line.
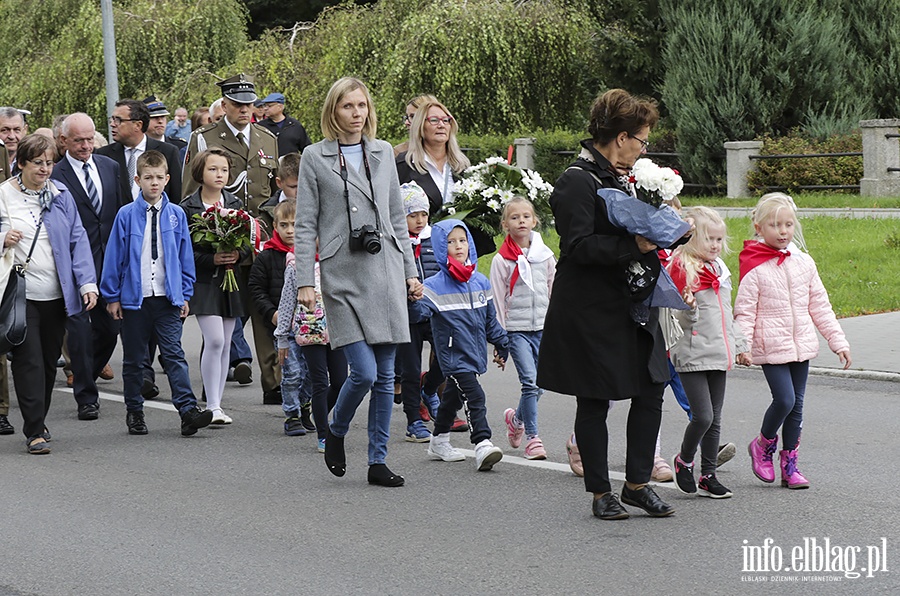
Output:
[330, 341, 396, 465]
[508, 331, 543, 436]
[761, 360, 809, 450]
[302, 344, 348, 440]
[230, 316, 253, 364]
[279, 338, 312, 416]
[121, 297, 197, 415]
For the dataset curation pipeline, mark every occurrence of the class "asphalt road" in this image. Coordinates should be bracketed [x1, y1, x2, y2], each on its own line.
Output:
[0, 317, 897, 595]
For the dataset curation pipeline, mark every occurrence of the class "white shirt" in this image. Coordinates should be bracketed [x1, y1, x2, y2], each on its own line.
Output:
[65, 152, 104, 208]
[141, 202, 167, 298]
[126, 135, 148, 201]
[423, 153, 454, 204]
[0, 182, 62, 301]
[224, 119, 251, 147]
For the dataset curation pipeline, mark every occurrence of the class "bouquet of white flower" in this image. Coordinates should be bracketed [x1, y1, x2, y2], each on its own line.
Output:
[442, 156, 554, 238]
[629, 158, 684, 208]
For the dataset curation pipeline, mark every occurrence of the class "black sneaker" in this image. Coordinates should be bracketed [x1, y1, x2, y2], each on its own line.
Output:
[126, 411, 149, 435]
[698, 474, 733, 499]
[181, 407, 214, 436]
[300, 404, 316, 432]
[672, 454, 696, 494]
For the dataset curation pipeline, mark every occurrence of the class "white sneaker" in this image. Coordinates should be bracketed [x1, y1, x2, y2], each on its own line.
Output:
[210, 408, 232, 425]
[474, 439, 503, 471]
[427, 436, 465, 462]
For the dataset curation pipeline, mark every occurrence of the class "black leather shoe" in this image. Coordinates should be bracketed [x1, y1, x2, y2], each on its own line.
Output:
[0, 414, 14, 435]
[126, 411, 148, 435]
[262, 388, 282, 405]
[368, 463, 404, 487]
[324, 428, 346, 477]
[141, 378, 160, 400]
[77, 402, 100, 421]
[180, 407, 213, 436]
[621, 485, 675, 517]
[592, 493, 629, 520]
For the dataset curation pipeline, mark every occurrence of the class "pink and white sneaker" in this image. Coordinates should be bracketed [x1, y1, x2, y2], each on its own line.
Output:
[523, 436, 547, 460]
[504, 408, 524, 448]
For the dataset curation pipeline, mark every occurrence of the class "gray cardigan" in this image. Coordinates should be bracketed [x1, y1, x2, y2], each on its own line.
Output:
[294, 137, 418, 348]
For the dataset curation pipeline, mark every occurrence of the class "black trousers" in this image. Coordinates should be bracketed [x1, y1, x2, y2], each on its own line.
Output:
[11, 299, 67, 440]
[575, 385, 664, 494]
[66, 296, 120, 406]
[396, 321, 444, 425]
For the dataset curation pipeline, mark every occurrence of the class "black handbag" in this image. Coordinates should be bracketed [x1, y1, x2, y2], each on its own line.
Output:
[0, 219, 43, 354]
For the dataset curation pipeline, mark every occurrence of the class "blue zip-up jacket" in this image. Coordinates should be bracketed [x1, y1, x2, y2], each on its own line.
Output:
[410, 219, 509, 375]
[100, 192, 195, 309]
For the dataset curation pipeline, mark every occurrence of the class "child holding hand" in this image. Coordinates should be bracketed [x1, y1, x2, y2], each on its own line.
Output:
[735, 193, 851, 489]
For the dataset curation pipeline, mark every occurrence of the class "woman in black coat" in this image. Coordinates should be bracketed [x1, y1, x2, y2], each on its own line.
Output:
[537, 89, 676, 521]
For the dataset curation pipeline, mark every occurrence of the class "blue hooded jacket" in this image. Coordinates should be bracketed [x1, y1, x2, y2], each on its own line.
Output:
[410, 219, 509, 375]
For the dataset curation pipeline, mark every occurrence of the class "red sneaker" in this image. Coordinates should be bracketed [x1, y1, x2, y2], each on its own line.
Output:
[450, 417, 468, 432]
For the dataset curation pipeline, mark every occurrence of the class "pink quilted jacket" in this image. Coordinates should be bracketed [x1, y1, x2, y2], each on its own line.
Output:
[734, 248, 849, 365]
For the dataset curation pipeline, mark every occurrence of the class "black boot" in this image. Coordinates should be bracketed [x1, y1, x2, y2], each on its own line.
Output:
[300, 403, 316, 432]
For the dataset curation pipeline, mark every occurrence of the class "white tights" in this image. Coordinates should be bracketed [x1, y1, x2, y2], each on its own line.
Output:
[197, 315, 236, 412]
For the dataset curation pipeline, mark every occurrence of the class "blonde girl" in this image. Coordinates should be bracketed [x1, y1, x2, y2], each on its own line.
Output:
[490, 197, 556, 459]
[735, 193, 851, 489]
[667, 207, 748, 498]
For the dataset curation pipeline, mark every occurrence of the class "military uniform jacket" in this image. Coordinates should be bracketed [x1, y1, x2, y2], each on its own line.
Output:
[182, 119, 278, 216]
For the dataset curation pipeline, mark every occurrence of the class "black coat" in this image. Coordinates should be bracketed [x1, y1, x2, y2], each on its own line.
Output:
[395, 151, 496, 256]
[248, 247, 288, 333]
[536, 141, 668, 399]
[180, 189, 251, 317]
[95, 136, 183, 204]
[257, 116, 312, 157]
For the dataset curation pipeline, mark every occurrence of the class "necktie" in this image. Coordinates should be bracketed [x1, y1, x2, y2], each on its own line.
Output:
[127, 148, 137, 191]
[83, 162, 101, 215]
[236, 131, 246, 148]
[149, 205, 159, 260]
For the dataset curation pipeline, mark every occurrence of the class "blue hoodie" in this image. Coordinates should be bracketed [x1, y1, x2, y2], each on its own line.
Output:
[410, 219, 508, 375]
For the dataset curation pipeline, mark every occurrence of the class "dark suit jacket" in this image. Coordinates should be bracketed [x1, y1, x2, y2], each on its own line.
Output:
[52, 154, 123, 277]
[257, 116, 312, 157]
[95, 135, 182, 203]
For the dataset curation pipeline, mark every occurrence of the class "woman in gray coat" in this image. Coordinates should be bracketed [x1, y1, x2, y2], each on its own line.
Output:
[295, 77, 423, 487]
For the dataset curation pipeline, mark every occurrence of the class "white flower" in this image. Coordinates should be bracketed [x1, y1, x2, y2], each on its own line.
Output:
[484, 156, 507, 165]
[481, 186, 500, 199]
[447, 207, 456, 215]
[498, 190, 515, 203]
[487, 199, 501, 212]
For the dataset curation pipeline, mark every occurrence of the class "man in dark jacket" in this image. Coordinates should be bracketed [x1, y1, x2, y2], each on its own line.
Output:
[257, 93, 312, 157]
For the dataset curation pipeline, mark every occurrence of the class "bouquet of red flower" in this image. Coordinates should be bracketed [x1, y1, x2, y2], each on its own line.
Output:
[189, 206, 258, 292]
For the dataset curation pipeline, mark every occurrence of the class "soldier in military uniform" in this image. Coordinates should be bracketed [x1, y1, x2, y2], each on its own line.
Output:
[182, 74, 282, 404]
[182, 74, 278, 217]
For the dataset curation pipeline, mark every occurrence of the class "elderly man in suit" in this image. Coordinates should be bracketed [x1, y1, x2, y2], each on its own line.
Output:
[0, 107, 27, 169]
[53, 113, 124, 420]
[96, 99, 182, 203]
[183, 74, 282, 403]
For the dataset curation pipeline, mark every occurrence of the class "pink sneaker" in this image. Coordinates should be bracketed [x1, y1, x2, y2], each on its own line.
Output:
[504, 408, 524, 448]
[523, 436, 547, 460]
[566, 433, 584, 477]
[779, 449, 810, 489]
[748, 433, 778, 483]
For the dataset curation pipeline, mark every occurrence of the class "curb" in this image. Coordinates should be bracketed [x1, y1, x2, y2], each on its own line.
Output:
[740, 365, 900, 383]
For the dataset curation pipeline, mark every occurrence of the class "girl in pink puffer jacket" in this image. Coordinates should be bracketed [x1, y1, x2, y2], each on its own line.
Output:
[734, 193, 851, 490]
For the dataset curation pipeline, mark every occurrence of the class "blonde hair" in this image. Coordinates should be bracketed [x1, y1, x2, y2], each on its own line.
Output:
[320, 77, 377, 141]
[500, 196, 541, 230]
[406, 99, 470, 175]
[751, 192, 806, 251]
[672, 206, 728, 290]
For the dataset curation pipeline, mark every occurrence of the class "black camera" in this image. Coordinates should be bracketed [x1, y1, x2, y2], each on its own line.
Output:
[349, 224, 382, 254]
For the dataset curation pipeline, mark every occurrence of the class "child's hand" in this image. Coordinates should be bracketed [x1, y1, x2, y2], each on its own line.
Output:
[213, 250, 239, 266]
[407, 277, 423, 300]
[297, 286, 315, 311]
[83, 291, 98, 311]
[181, 301, 190, 318]
[837, 349, 852, 370]
[493, 348, 507, 371]
[277, 347, 287, 366]
[107, 301, 122, 320]
[635, 235, 657, 254]
[736, 352, 752, 366]
[682, 287, 696, 309]
[271, 312, 278, 326]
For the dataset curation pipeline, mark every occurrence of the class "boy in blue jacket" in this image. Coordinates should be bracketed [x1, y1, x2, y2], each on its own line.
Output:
[101, 150, 213, 437]
[411, 219, 509, 471]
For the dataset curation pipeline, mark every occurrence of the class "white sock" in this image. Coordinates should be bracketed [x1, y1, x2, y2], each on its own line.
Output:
[433, 432, 450, 444]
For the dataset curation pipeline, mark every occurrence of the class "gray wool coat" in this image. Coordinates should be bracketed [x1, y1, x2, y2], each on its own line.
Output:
[294, 136, 418, 349]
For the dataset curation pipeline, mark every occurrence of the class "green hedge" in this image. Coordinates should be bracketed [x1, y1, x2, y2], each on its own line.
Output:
[746, 132, 862, 194]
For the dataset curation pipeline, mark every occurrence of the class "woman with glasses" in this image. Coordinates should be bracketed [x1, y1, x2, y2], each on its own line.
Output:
[537, 89, 677, 521]
[294, 77, 423, 487]
[0, 134, 97, 454]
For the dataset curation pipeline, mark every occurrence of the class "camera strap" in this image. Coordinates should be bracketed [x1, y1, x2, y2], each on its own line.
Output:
[338, 141, 382, 233]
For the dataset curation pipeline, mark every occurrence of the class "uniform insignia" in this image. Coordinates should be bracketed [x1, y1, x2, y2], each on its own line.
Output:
[220, 132, 227, 138]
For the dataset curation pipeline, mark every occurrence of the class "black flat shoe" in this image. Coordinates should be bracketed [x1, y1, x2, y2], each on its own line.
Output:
[324, 428, 346, 477]
[368, 464, 404, 487]
[78, 402, 100, 421]
[621, 485, 675, 517]
[592, 493, 629, 520]
[126, 411, 148, 435]
[0, 414, 14, 435]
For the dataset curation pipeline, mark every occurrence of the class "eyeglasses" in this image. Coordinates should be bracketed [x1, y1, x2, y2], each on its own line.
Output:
[403, 114, 415, 124]
[629, 134, 650, 150]
[425, 116, 453, 126]
[108, 116, 137, 125]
